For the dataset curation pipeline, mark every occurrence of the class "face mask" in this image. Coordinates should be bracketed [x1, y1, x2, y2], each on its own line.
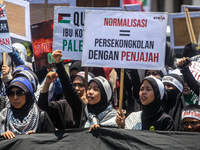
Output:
[165, 88, 177, 102]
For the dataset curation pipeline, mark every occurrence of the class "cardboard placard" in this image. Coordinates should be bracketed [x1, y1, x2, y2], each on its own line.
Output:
[169, 12, 200, 49]
[4, 0, 30, 42]
[82, 10, 167, 70]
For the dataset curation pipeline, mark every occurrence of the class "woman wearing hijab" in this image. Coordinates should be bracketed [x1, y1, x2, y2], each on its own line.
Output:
[0, 77, 54, 139]
[116, 76, 173, 131]
[162, 73, 185, 131]
[38, 70, 94, 129]
[42, 50, 117, 129]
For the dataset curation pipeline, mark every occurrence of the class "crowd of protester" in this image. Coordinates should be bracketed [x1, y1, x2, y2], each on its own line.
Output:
[0, 41, 200, 140]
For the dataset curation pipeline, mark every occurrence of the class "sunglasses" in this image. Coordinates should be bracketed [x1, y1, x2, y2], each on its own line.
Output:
[7, 90, 25, 98]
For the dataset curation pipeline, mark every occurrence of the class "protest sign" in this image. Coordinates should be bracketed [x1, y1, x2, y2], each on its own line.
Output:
[4, 0, 31, 42]
[189, 61, 200, 81]
[169, 12, 200, 49]
[0, 3, 12, 53]
[31, 19, 55, 71]
[82, 10, 167, 70]
[181, 5, 200, 12]
[53, 7, 120, 61]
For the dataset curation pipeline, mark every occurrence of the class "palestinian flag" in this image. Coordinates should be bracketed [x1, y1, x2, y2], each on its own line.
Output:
[58, 13, 71, 23]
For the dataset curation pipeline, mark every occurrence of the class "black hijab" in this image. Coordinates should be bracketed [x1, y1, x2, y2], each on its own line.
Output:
[162, 73, 185, 131]
[87, 76, 112, 115]
[141, 76, 166, 130]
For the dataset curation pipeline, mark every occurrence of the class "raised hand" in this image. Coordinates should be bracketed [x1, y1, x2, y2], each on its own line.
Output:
[52, 50, 62, 63]
[46, 71, 58, 85]
[177, 57, 192, 68]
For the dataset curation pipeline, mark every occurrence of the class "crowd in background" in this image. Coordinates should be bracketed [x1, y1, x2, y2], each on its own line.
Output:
[0, 41, 200, 140]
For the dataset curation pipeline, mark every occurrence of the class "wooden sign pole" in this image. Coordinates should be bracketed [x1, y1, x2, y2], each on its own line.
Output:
[118, 68, 124, 128]
[184, 7, 197, 44]
[84, 67, 88, 91]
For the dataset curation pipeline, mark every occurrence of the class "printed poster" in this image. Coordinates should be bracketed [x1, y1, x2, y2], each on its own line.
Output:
[82, 10, 168, 70]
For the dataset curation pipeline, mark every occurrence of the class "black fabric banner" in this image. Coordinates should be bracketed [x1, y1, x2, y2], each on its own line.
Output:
[0, 128, 199, 150]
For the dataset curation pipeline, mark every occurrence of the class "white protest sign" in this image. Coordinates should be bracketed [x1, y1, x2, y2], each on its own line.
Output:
[189, 61, 200, 81]
[0, 4, 12, 53]
[53, 7, 120, 60]
[82, 10, 167, 70]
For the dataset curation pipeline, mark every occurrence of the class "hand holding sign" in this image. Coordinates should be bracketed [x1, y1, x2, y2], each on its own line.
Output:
[116, 110, 125, 129]
[52, 50, 62, 63]
[1, 64, 9, 78]
[177, 57, 192, 69]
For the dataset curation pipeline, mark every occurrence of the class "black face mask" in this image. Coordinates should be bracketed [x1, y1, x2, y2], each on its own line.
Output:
[165, 88, 178, 102]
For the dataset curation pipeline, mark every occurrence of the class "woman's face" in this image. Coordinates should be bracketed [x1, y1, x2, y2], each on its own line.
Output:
[8, 87, 26, 109]
[139, 80, 155, 105]
[163, 82, 174, 90]
[183, 82, 191, 95]
[73, 76, 85, 98]
[146, 70, 161, 78]
[87, 81, 101, 105]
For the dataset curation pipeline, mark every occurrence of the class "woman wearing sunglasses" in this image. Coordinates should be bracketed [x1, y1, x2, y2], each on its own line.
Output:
[0, 77, 54, 139]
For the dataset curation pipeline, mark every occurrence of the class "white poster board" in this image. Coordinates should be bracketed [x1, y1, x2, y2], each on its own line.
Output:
[0, 4, 12, 53]
[189, 61, 200, 81]
[169, 12, 200, 49]
[53, 7, 120, 60]
[82, 10, 167, 70]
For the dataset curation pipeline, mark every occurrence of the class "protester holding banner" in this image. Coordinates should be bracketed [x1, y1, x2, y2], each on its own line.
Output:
[181, 104, 200, 132]
[162, 73, 185, 131]
[1, 47, 26, 86]
[177, 59, 199, 96]
[116, 76, 173, 131]
[47, 50, 117, 130]
[177, 57, 199, 104]
[0, 77, 54, 139]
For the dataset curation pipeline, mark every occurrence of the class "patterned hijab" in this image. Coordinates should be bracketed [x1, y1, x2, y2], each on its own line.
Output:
[0, 77, 39, 134]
